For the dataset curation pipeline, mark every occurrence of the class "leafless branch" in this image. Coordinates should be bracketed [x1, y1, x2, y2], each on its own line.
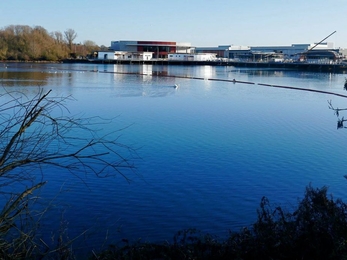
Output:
[0, 88, 138, 257]
[328, 100, 347, 129]
[0, 88, 137, 183]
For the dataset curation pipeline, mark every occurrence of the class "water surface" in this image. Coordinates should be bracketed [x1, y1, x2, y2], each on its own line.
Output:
[1, 62, 347, 251]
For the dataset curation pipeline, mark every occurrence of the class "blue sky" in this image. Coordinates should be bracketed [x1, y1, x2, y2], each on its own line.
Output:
[1, 0, 346, 48]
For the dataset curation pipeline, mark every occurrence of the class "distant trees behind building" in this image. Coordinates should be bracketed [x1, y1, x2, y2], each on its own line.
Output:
[0, 25, 103, 61]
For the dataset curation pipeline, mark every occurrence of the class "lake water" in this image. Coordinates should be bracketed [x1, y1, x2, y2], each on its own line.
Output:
[1, 62, 347, 252]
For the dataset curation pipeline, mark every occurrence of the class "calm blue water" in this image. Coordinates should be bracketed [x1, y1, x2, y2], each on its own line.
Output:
[1, 63, 347, 252]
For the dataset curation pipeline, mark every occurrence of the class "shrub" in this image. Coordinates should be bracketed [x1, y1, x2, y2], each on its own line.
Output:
[94, 185, 347, 260]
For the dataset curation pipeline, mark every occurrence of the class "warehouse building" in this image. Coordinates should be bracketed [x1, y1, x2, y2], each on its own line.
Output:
[110, 40, 192, 59]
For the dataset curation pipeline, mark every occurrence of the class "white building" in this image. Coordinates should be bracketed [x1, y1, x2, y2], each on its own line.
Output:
[97, 51, 153, 60]
[250, 42, 336, 59]
[168, 53, 217, 61]
[195, 42, 341, 62]
[110, 40, 193, 59]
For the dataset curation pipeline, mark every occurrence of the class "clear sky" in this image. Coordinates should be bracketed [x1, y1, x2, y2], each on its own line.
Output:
[1, 0, 346, 48]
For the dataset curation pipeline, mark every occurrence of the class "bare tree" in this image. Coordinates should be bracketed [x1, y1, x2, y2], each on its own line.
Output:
[0, 88, 136, 258]
[52, 30, 64, 44]
[64, 28, 77, 52]
[100, 45, 109, 51]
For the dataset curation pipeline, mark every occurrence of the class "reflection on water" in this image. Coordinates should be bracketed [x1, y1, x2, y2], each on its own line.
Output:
[0, 71, 61, 87]
[231, 69, 285, 77]
[107, 64, 217, 79]
[231, 67, 339, 82]
[1, 62, 344, 99]
[0, 63, 71, 88]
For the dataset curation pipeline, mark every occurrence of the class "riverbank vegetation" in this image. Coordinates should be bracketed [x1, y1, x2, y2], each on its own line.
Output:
[3, 174, 347, 259]
[0, 25, 102, 61]
[94, 185, 347, 260]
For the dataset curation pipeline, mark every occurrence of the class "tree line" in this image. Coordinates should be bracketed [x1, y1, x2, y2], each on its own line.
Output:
[0, 25, 104, 61]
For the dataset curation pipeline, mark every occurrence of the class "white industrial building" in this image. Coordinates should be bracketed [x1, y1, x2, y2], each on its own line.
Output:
[110, 40, 193, 59]
[168, 53, 217, 61]
[250, 42, 337, 60]
[94, 39, 343, 63]
[97, 51, 153, 60]
[195, 42, 342, 62]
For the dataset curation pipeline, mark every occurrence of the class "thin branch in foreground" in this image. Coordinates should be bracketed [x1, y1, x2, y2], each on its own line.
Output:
[327, 100, 347, 129]
[0, 88, 139, 258]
